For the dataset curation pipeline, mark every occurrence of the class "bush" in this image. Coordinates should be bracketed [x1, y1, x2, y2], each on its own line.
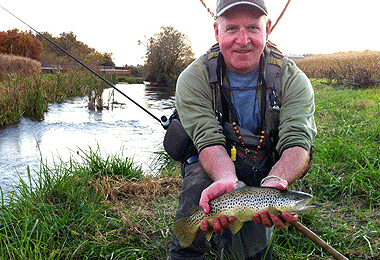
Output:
[0, 53, 41, 80]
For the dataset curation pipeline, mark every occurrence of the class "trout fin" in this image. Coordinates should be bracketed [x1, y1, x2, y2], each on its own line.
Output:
[267, 206, 281, 216]
[229, 219, 244, 234]
[234, 181, 247, 190]
[172, 218, 198, 247]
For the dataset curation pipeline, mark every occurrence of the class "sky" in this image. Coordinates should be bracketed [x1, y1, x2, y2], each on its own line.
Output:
[1, 0, 380, 66]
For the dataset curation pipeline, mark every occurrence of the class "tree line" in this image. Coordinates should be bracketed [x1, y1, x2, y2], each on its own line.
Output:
[0, 29, 114, 69]
[1, 26, 196, 87]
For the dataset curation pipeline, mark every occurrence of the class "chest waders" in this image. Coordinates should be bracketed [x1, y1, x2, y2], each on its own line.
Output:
[207, 43, 287, 186]
[167, 44, 291, 259]
[163, 43, 299, 185]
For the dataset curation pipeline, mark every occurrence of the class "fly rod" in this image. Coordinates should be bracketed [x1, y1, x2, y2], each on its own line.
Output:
[292, 221, 349, 260]
[0, 5, 170, 128]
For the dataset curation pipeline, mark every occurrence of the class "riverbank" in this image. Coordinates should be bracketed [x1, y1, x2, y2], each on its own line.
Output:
[1, 80, 379, 259]
[0, 67, 114, 126]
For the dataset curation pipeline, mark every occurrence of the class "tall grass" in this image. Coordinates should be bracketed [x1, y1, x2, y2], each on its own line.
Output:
[0, 148, 162, 259]
[0, 53, 117, 126]
[296, 50, 380, 87]
[0, 71, 111, 126]
[0, 54, 41, 80]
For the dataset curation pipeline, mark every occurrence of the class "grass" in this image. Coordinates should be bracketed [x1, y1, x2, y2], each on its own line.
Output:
[0, 80, 379, 259]
[0, 70, 113, 126]
[116, 76, 146, 84]
[0, 53, 117, 126]
[272, 80, 380, 260]
[0, 54, 41, 81]
[0, 147, 180, 259]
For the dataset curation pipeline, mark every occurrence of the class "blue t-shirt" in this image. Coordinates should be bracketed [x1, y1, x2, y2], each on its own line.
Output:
[227, 69, 260, 134]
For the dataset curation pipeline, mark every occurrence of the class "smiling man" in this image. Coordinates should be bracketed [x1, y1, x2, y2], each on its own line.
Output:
[169, 0, 317, 259]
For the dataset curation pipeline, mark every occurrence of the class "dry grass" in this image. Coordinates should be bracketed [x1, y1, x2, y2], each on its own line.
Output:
[92, 175, 182, 202]
[295, 50, 380, 87]
[91, 175, 182, 259]
[0, 53, 41, 80]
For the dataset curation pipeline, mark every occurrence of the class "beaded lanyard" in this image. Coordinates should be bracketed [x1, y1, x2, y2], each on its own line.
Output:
[217, 55, 268, 160]
[232, 121, 266, 156]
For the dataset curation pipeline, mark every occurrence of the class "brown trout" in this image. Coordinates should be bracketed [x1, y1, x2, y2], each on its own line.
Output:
[172, 182, 314, 247]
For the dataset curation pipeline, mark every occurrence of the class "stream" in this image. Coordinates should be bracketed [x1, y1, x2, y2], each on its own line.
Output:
[0, 83, 175, 194]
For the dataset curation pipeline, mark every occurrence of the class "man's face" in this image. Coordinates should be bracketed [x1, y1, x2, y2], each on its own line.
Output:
[214, 6, 271, 74]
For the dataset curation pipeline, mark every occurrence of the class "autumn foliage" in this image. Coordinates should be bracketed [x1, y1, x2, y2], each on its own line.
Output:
[142, 26, 195, 87]
[0, 29, 43, 61]
[0, 29, 114, 69]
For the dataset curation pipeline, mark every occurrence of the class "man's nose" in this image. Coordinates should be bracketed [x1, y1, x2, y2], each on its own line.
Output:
[236, 30, 250, 45]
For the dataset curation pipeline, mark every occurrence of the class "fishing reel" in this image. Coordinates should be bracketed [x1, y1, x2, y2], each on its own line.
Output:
[161, 115, 171, 129]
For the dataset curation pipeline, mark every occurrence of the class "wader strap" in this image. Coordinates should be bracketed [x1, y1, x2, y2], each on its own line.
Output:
[207, 44, 220, 89]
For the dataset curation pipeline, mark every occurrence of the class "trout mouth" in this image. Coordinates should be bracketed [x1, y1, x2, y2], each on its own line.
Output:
[291, 197, 315, 214]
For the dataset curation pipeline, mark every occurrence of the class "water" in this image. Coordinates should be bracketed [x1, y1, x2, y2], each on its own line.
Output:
[0, 83, 176, 194]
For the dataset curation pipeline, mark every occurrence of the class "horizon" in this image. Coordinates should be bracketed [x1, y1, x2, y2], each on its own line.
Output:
[1, 0, 379, 66]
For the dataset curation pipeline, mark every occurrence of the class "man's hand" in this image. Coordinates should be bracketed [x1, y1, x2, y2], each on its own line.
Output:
[198, 146, 238, 233]
[199, 179, 237, 233]
[252, 177, 298, 229]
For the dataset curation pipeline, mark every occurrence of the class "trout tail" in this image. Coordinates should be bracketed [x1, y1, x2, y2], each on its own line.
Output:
[172, 217, 199, 247]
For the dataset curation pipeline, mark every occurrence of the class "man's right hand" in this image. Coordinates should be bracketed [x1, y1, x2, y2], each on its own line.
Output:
[199, 179, 237, 233]
[198, 145, 238, 233]
[199, 179, 236, 215]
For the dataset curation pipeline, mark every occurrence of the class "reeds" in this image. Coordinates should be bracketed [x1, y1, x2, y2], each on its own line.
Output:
[0, 53, 110, 126]
[295, 50, 380, 88]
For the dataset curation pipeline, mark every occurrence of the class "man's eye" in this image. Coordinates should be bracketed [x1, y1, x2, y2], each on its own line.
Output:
[249, 26, 259, 31]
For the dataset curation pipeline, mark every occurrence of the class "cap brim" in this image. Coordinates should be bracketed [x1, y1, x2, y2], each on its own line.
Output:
[216, 2, 268, 17]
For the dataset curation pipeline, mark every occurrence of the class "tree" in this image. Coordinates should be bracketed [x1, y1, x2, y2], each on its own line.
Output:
[36, 31, 115, 68]
[0, 29, 43, 60]
[143, 26, 195, 86]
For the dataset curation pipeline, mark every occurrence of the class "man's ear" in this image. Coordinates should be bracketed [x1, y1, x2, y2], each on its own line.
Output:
[266, 19, 272, 40]
[214, 22, 220, 42]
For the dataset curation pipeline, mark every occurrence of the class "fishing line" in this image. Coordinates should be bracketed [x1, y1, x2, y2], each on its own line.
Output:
[270, 0, 292, 33]
[0, 5, 168, 127]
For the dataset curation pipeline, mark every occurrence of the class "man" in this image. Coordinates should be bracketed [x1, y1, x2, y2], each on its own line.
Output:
[169, 0, 317, 259]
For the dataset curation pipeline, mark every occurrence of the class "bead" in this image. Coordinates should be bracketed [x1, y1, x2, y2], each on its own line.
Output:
[241, 141, 245, 146]
[260, 139, 264, 143]
[261, 136, 265, 139]
[232, 122, 237, 126]
[235, 130, 240, 135]
[257, 145, 261, 149]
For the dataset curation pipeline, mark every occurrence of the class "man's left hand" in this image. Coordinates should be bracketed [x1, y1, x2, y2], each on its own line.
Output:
[252, 177, 298, 229]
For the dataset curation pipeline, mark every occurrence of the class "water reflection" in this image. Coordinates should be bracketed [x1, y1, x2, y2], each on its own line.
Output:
[0, 83, 175, 194]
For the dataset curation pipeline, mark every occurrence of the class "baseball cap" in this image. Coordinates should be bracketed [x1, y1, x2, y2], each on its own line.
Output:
[216, 0, 268, 17]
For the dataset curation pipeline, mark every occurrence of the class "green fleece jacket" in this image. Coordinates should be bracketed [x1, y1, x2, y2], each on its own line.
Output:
[175, 51, 317, 155]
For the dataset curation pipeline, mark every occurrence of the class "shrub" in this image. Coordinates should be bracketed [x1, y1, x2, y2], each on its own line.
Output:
[0, 53, 41, 80]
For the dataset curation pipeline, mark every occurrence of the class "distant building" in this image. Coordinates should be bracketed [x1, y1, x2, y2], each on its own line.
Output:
[99, 66, 130, 76]
[286, 54, 306, 60]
